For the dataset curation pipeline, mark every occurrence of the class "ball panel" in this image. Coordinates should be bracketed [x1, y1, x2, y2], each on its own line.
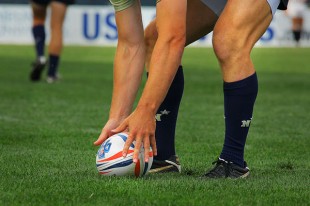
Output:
[97, 155, 135, 176]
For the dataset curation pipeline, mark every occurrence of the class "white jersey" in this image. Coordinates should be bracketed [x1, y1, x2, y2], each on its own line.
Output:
[289, 0, 307, 3]
[200, 0, 281, 16]
[287, 0, 308, 17]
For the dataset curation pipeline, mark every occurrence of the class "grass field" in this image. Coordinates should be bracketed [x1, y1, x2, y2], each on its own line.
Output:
[0, 45, 309, 205]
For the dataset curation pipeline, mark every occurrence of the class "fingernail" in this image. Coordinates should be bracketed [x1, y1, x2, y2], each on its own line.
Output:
[145, 158, 149, 163]
[133, 158, 138, 163]
[122, 152, 126, 157]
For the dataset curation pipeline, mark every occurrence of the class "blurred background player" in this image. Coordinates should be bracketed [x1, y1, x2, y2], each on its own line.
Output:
[287, 0, 308, 46]
[29, 0, 74, 83]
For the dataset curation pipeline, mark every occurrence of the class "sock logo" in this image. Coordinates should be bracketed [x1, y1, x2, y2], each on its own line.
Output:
[155, 109, 170, 121]
[241, 118, 252, 128]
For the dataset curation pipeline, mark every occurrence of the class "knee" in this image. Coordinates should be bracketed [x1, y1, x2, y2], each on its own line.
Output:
[212, 28, 247, 65]
[33, 18, 45, 26]
[33, 12, 46, 26]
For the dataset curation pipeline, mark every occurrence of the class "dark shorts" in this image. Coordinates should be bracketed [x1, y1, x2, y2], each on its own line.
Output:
[278, 0, 288, 10]
[31, 0, 75, 6]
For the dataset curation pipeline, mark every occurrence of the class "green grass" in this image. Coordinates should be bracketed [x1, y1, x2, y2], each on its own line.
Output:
[0, 45, 309, 205]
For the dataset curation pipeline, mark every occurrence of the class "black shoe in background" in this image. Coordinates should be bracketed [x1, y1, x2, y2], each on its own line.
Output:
[30, 59, 46, 81]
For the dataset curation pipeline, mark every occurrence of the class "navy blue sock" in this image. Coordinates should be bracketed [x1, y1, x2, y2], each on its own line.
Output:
[293, 30, 301, 43]
[48, 55, 59, 77]
[32, 25, 45, 58]
[220, 73, 258, 167]
[148, 66, 184, 161]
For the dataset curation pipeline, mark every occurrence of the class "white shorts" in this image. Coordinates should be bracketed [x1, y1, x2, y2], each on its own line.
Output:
[200, 0, 281, 16]
[287, 1, 307, 18]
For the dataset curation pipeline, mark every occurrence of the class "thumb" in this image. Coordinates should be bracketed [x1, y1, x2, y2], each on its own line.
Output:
[111, 120, 128, 134]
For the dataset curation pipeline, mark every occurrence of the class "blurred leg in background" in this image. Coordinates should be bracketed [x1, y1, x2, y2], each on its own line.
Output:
[287, 0, 307, 46]
[46, 1, 68, 83]
[30, 0, 48, 81]
[30, 0, 72, 83]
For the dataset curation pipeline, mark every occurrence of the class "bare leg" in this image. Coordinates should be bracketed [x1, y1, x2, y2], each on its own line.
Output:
[213, 0, 273, 82]
[29, 2, 47, 81]
[49, 1, 67, 56]
[144, 0, 218, 163]
[31, 2, 47, 58]
[211, 0, 273, 168]
[31, 2, 47, 26]
[144, 0, 218, 71]
[292, 17, 303, 46]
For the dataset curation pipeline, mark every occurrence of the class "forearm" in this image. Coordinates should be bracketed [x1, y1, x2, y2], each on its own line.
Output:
[108, 3, 145, 119]
[108, 0, 187, 162]
[137, 37, 185, 114]
[109, 41, 145, 119]
[137, 0, 186, 114]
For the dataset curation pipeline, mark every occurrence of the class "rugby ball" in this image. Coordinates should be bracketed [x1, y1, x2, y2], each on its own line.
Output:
[96, 132, 153, 177]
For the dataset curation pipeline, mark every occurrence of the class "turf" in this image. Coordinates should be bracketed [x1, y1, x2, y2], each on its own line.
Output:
[0, 45, 309, 206]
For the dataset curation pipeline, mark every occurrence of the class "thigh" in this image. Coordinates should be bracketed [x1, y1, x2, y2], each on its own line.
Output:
[31, 0, 48, 19]
[50, 1, 67, 28]
[214, 0, 274, 50]
[185, 0, 218, 45]
[145, 0, 218, 47]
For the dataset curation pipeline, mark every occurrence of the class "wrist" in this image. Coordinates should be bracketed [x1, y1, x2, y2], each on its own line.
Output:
[108, 111, 129, 121]
[136, 102, 158, 116]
